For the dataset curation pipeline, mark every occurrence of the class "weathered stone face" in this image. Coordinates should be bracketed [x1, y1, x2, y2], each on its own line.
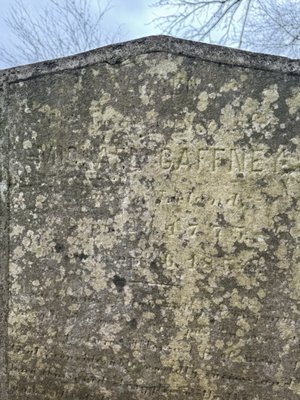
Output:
[1, 36, 300, 399]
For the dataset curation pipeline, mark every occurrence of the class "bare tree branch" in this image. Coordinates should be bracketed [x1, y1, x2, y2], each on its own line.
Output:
[0, 0, 124, 68]
[243, 0, 300, 57]
[151, 0, 300, 57]
[238, 0, 252, 47]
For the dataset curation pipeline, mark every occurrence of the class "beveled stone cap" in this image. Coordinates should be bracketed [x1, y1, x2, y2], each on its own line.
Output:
[1, 35, 300, 84]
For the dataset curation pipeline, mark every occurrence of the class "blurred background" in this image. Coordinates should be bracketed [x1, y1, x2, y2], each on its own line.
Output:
[0, 0, 299, 69]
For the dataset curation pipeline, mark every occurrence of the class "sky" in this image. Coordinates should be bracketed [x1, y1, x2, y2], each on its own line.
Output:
[113, 0, 162, 39]
[0, 0, 167, 68]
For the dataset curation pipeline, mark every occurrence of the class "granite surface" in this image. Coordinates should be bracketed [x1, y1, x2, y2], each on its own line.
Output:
[1, 36, 300, 399]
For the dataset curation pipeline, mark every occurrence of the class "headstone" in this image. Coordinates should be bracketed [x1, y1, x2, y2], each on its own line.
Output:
[1, 36, 300, 399]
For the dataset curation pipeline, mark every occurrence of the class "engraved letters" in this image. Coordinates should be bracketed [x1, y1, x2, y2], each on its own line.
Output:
[160, 145, 293, 175]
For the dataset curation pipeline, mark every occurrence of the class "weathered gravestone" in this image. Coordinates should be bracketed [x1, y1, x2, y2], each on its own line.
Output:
[0, 36, 300, 399]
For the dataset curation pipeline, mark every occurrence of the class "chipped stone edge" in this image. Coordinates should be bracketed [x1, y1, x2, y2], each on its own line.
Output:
[0, 35, 300, 84]
[0, 78, 9, 400]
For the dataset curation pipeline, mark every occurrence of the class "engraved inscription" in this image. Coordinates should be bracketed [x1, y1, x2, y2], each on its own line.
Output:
[160, 146, 294, 175]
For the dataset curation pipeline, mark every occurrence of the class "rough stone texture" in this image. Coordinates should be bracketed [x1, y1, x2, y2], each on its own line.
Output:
[1, 35, 300, 399]
[0, 78, 9, 400]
